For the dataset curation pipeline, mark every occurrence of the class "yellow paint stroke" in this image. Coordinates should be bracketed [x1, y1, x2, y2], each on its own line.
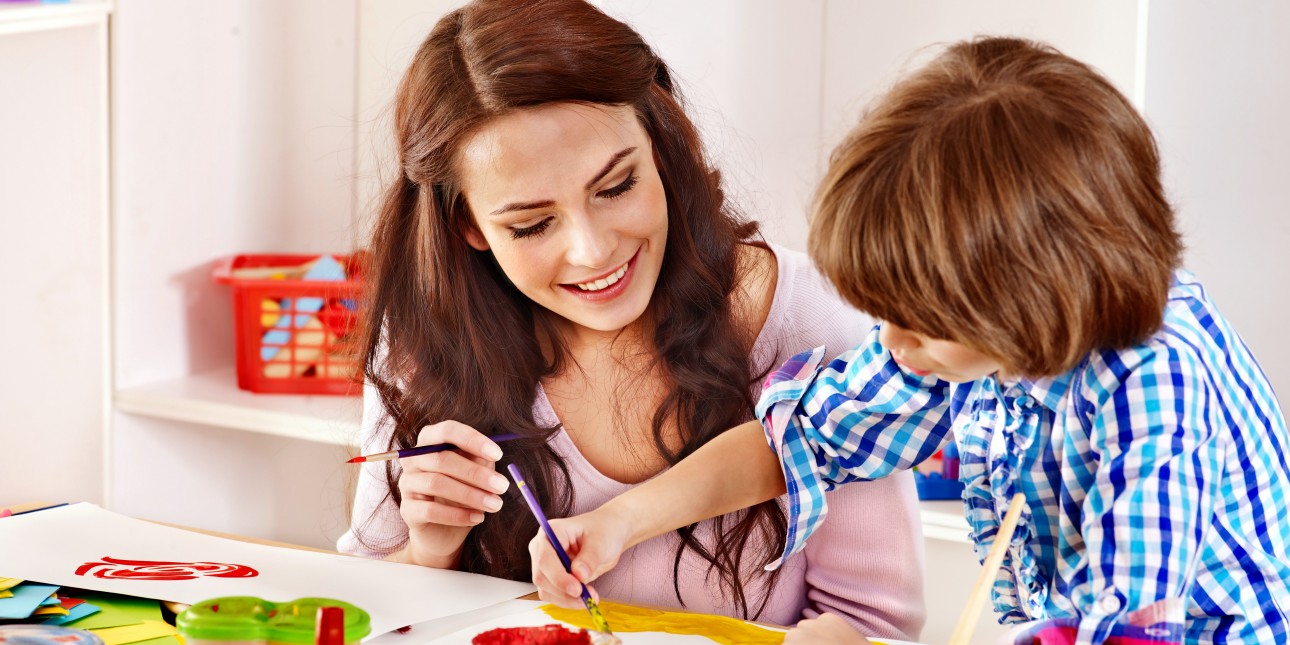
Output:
[541, 601, 785, 644]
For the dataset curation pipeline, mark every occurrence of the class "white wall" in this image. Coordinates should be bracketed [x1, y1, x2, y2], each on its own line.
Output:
[1144, 2, 1290, 398]
[110, 0, 360, 546]
[819, 2, 1144, 239]
[0, 22, 107, 506]
[113, 0, 358, 390]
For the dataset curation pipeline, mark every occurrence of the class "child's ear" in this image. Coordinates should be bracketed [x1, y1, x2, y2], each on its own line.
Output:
[463, 226, 490, 251]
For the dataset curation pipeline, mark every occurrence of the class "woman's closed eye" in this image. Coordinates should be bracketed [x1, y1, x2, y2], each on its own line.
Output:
[508, 171, 638, 240]
[510, 217, 553, 240]
[597, 171, 638, 200]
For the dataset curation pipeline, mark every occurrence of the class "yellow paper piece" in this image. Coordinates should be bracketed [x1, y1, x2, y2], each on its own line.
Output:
[0, 590, 12, 598]
[34, 604, 71, 616]
[0, 577, 21, 592]
[542, 601, 786, 645]
[91, 620, 179, 645]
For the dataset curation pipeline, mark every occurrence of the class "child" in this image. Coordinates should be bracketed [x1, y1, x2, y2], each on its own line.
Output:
[528, 37, 1290, 644]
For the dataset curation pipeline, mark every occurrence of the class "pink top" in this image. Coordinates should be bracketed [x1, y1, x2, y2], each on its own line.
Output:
[338, 245, 926, 640]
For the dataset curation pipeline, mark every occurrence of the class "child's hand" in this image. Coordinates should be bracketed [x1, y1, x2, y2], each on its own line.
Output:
[784, 613, 872, 645]
[528, 507, 635, 609]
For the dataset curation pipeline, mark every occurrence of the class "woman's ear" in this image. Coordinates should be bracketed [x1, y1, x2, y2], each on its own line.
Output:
[463, 225, 490, 251]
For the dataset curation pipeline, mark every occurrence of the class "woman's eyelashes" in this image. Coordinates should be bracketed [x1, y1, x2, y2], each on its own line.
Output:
[597, 171, 638, 200]
[510, 217, 552, 240]
[507, 171, 640, 240]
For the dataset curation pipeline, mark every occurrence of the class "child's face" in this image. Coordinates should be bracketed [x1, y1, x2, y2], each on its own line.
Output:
[457, 102, 669, 335]
[879, 322, 1003, 383]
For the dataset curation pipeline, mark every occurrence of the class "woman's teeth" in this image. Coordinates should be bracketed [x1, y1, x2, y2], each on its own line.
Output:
[575, 263, 628, 291]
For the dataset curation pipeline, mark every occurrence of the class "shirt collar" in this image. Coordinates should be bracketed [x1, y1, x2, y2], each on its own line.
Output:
[1015, 369, 1075, 413]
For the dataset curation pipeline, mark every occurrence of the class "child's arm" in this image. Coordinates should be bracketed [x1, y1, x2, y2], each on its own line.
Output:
[533, 326, 960, 608]
[530, 420, 786, 607]
[1067, 345, 1228, 643]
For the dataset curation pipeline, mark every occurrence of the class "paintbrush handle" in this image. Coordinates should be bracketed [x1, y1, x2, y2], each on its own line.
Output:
[348, 433, 523, 463]
[507, 463, 614, 635]
[948, 493, 1026, 645]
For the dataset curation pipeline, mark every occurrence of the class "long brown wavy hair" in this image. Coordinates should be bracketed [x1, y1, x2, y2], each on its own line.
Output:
[355, 0, 786, 619]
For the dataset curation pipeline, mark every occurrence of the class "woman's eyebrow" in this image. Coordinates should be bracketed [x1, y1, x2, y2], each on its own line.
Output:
[490, 199, 555, 217]
[489, 146, 638, 217]
[584, 147, 636, 190]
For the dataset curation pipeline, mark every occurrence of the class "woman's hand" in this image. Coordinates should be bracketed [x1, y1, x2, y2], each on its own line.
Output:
[528, 506, 636, 609]
[392, 421, 510, 569]
[784, 613, 872, 645]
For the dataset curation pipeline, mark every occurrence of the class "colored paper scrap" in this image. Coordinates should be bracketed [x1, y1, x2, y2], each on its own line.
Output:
[60, 591, 161, 630]
[129, 636, 182, 645]
[90, 620, 178, 645]
[0, 590, 11, 598]
[39, 593, 61, 606]
[44, 602, 101, 625]
[0, 583, 59, 619]
[0, 578, 21, 592]
[59, 597, 87, 610]
[33, 604, 70, 616]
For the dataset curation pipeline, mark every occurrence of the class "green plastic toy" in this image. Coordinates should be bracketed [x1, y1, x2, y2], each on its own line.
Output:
[176, 597, 370, 645]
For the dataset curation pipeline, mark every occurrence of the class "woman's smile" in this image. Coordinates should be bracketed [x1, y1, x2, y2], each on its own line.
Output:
[559, 249, 639, 302]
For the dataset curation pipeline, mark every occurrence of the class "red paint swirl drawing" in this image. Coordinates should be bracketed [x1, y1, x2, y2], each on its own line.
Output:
[75, 557, 259, 580]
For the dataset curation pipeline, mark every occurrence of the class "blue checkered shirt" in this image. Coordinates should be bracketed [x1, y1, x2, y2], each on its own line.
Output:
[756, 271, 1290, 644]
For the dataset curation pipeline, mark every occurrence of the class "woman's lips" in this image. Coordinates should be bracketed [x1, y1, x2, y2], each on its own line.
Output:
[558, 249, 639, 303]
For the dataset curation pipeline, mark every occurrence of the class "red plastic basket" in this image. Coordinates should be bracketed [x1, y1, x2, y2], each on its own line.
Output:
[213, 254, 364, 395]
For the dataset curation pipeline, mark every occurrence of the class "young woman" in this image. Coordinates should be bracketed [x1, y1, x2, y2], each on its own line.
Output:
[336, 0, 924, 639]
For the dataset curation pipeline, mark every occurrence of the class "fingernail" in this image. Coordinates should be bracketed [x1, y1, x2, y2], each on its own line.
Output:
[484, 444, 503, 461]
[489, 474, 509, 493]
[469, 512, 484, 523]
[567, 582, 582, 597]
[574, 562, 591, 580]
[484, 496, 503, 512]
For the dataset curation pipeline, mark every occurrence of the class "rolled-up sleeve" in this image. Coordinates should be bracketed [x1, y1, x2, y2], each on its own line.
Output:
[335, 377, 408, 558]
[757, 326, 956, 568]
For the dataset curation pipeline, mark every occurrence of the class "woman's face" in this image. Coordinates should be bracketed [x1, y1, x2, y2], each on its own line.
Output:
[879, 322, 1003, 383]
[457, 102, 669, 336]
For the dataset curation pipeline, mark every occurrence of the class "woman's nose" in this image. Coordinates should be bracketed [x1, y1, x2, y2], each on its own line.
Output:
[565, 215, 615, 268]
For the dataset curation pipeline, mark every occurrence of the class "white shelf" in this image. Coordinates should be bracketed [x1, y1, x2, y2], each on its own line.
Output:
[919, 500, 971, 544]
[0, 0, 110, 36]
[114, 368, 362, 447]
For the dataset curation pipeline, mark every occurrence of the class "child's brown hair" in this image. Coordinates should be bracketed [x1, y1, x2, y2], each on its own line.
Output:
[810, 36, 1182, 376]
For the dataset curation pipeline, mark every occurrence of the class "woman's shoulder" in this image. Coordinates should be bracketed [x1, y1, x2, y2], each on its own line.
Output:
[750, 242, 875, 356]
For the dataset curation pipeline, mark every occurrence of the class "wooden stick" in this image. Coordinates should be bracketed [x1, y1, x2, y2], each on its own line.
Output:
[948, 493, 1027, 645]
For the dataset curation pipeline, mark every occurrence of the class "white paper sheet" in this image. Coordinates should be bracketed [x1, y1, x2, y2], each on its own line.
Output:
[0, 504, 534, 637]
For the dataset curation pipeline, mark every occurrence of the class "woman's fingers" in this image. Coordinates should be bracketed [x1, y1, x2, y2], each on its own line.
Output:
[399, 461, 505, 510]
[403, 448, 509, 495]
[414, 421, 506, 462]
[399, 494, 485, 527]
